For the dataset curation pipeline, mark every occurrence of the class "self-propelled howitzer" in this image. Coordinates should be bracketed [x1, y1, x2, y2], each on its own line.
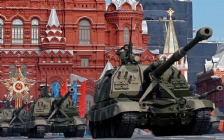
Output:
[9, 101, 29, 137]
[0, 101, 14, 137]
[87, 27, 216, 138]
[27, 87, 86, 138]
[0, 101, 29, 137]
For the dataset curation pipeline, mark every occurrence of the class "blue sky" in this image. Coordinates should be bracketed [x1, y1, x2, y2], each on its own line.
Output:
[105, 0, 224, 41]
[193, 0, 224, 41]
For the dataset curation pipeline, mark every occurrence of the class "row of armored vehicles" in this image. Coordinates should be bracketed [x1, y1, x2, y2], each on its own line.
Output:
[0, 27, 222, 138]
[0, 87, 86, 138]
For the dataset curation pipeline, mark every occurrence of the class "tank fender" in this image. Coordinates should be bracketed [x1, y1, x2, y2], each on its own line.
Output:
[88, 101, 141, 122]
[188, 99, 213, 110]
[29, 119, 47, 128]
[116, 101, 141, 113]
[0, 122, 10, 128]
[73, 116, 86, 125]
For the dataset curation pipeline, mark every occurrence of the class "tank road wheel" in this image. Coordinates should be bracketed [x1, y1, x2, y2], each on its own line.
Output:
[1, 128, 8, 137]
[187, 109, 211, 135]
[35, 126, 45, 138]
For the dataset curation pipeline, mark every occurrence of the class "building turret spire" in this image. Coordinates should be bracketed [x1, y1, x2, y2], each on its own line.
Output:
[163, 8, 179, 54]
[47, 8, 60, 27]
[111, 0, 139, 10]
[161, 8, 188, 81]
[41, 8, 66, 50]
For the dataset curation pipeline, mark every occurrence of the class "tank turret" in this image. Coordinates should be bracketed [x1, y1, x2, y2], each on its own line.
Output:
[54, 87, 74, 108]
[12, 101, 29, 119]
[87, 27, 217, 138]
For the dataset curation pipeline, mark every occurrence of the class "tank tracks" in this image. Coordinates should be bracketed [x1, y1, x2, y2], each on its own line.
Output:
[188, 109, 211, 135]
[27, 125, 45, 138]
[89, 112, 137, 138]
[64, 125, 86, 138]
[152, 109, 211, 136]
[0, 128, 8, 137]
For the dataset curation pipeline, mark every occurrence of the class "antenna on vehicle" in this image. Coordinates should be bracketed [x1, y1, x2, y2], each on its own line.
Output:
[44, 70, 49, 97]
[116, 18, 136, 64]
[45, 70, 47, 87]
[127, 18, 133, 62]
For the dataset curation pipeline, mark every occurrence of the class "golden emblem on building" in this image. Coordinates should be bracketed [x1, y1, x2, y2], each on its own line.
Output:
[2, 68, 35, 101]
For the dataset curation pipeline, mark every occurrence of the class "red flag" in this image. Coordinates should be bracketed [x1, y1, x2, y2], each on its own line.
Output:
[60, 82, 67, 96]
[79, 82, 86, 118]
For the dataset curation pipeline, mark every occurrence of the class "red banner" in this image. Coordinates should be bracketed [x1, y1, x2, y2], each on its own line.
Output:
[60, 82, 67, 96]
[79, 82, 86, 118]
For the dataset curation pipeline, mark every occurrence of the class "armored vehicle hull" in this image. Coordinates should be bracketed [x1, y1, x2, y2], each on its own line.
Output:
[7, 108, 29, 136]
[0, 102, 29, 137]
[87, 27, 219, 138]
[0, 108, 14, 137]
[26, 88, 86, 138]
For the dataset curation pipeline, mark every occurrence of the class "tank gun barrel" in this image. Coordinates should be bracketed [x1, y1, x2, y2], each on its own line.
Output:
[198, 86, 223, 99]
[154, 27, 213, 77]
[55, 87, 74, 107]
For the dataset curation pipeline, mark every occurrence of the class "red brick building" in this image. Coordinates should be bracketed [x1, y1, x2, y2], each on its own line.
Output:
[196, 50, 224, 108]
[0, 0, 158, 108]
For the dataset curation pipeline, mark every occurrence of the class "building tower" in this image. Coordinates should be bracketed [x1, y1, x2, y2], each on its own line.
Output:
[196, 43, 224, 108]
[0, 0, 158, 109]
[160, 8, 188, 80]
[105, 0, 158, 65]
[41, 8, 66, 50]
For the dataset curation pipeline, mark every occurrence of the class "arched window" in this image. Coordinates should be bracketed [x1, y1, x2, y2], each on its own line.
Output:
[21, 64, 27, 77]
[0, 19, 4, 44]
[124, 27, 129, 44]
[50, 81, 61, 97]
[32, 19, 39, 44]
[12, 19, 23, 44]
[9, 64, 16, 78]
[79, 19, 90, 44]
